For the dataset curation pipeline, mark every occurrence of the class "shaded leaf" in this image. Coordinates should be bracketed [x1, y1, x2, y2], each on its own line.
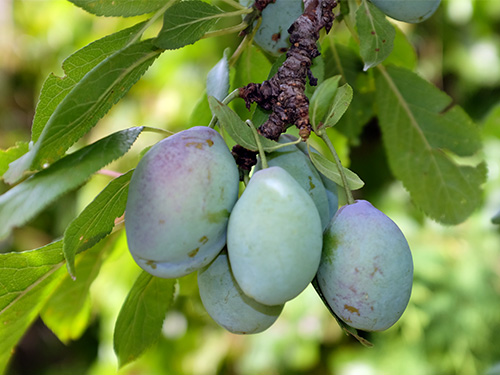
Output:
[155, 1, 223, 50]
[31, 21, 149, 143]
[207, 96, 278, 151]
[68, 0, 168, 17]
[310, 76, 340, 131]
[356, 0, 395, 70]
[207, 49, 230, 101]
[308, 145, 364, 190]
[114, 271, 176, 368]
[375, 65, 485, 224]
[63, 170, 133, 278]
[0, 127, 143, 240]
[322, 83, 354, 129]
[5, 39, 160, 184]
[0, 142, 29, 178]
[0, 241, 66, 374]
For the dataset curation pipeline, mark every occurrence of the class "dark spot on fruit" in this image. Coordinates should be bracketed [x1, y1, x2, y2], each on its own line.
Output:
[199, 235, 209, 244]
[272, 32, 281, 42]
[344, 304, 360, 316]
[188, 248, 199, 257]
[206, 139, 214, 147]
[278, 47, 288, 53]
[185, 142, 204, 149]
[146, 260, 157, 269]
[159, 219, 165, 224]
[308, 175, 315, 190]
[206, 209, 230, 223]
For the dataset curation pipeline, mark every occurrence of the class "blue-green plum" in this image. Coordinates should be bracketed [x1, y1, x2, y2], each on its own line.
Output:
[240, 0, 303, 55]
[370, 0, 441, 23]
[198, 250, 283, 334]
[254, 137, 330, 229]
[125, 126, 239, 278]
[316, 200, 413, 331]
[227, 166, 323, 306]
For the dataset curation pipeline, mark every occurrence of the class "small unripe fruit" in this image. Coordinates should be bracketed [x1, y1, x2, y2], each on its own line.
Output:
[125, 126, 239, 278]
[198, 250, 283, 334]
[316, 200, 413, 331]
[370, 0, 441, 24]
[227, 166, 323, 306]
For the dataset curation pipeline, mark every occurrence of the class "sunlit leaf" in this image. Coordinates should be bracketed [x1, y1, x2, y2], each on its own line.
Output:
[4, 40, 160, 184]
[0, 241, 66, 374]
[322, 83, 354, 129]
[63, 170, 133, 278]
[68, 0, 168, 17]
[0, 127, 143, 240]
[114, 271, 176, 368]
[0, 142, 29, 178]
[310, 76, 340, 131]
[155, 1, 223, 50]
[207, 49, 230, 101]
[356, 0, 395, 70]
[375, 65, 485, 224]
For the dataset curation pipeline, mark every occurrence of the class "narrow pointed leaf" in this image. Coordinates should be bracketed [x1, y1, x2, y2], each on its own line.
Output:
[63, 170, 133, 278]
[155, 1, 223, 50]
[375, 66, 485, 224]
[5, 39, 160, 184]
[114, 271, 176, 368]
[0, 127, 143, 240]
[0, 241, 67, 374]
[356, 0, 395, 70]
[207, 49, 230, 101]
[322, 83, 354, 128]
[309, 76, 340, 131]
[31, 21, 149, 143]
[68, 0, 168, 17]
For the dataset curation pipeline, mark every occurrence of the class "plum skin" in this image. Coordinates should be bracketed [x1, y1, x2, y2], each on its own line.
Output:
[370, 0, 441, 23]
[316, 200, 413, 331]
[198, 250, 283, 334]
[125, 126, 239, 278]
[227, 166, 323, 306]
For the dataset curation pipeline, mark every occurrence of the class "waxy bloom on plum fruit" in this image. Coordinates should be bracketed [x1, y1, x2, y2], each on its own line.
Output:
[125, 126, 239, 278]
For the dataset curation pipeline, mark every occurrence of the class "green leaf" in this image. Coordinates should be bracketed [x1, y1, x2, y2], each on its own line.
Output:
[0, 241, 67, 374]
[322, 83, 354, 129]
[207, 96, 278, 151]
[31, 21, 149, 143]
[68, 0, 168, 17]
[0, 127, 143, 240]
[40, 239, 111, 344]
[383, 25, 417, 70]
[207, 49, 230, 101]
[63, 170, 133, 278]
[309, 76, 340, 131]
[492, 209, 500, 225]
[155, 1, 223, 50]
[232, 44, 272, 89]
[356, 0, 395, 70]
[0, 142, 29, 178]
[4, 39, 160, 184]
[308, 146, 364, 190]
[114, 271, 176, 368]
[375, 65, 485, 224]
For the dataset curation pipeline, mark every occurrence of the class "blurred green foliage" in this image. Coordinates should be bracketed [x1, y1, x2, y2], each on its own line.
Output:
[1, 0, 500, 374]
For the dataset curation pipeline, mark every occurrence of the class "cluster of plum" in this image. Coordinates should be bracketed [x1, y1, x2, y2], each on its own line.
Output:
[125, 126, 413, 335]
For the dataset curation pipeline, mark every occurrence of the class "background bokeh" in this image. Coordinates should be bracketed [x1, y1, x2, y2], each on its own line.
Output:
[1, 0, 500, 374]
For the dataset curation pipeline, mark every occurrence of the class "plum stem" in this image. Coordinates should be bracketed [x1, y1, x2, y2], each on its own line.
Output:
[319, 130, 354, 205]
[246, 119, 268, 169]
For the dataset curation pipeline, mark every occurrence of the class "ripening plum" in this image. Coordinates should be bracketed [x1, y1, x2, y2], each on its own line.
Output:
[198, 250, 283, 334]
[125, 126, 239, 278]
[254, 137, 330, 229]
[316, 200, 413, 331]
[240, 0, 303, 55]
[370, 0, 441, 23]
[227, 166, 323, 306]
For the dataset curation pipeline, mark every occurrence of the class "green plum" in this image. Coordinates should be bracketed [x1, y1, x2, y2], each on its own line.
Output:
[240, 0, 303, 55]
[227, 166, 323, 306]
[254, 136, 330, 229]
[125, 126, 239, 278]
[198, 250, 283, 334]
[370, 0, 441, 23]
[316, 200, 413, 331]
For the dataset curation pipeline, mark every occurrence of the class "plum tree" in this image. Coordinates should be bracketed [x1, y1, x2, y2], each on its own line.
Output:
[198, 250, 283, 334]
[316, 200, 413, 331]
[227, 166, 323, 306]
[125, 126, 240, 278]
[370, 0, 441, 23]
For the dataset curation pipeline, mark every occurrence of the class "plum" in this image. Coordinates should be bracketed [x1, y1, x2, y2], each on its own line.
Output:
[198, 250, 283, 334]
[370, 0, 441, 23]
[316, 200, 413, 331]
[240, 0, 303, 55]
[254, 137, 331, 229]
[125, 126, 239, 278]
[227, 166, 323, 306]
